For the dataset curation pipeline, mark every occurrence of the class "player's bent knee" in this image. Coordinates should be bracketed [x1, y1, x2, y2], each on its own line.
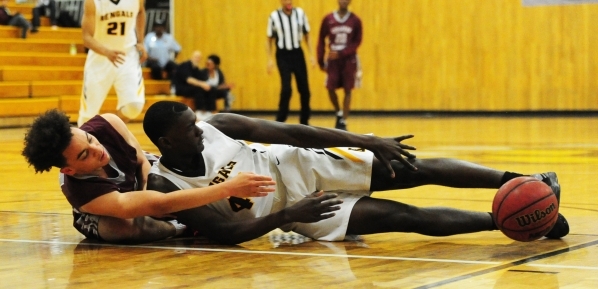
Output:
[119, 102, 144, 119]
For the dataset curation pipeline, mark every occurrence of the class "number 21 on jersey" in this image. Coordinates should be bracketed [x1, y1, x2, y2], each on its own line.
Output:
[107, 22, 126, 35]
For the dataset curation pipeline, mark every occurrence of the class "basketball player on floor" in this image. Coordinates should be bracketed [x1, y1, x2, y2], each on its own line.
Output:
[22, 109, 276, 243]
[143, 101, 569, 244]
[78, 0, 147, 127]
[317, 0, 362, 131]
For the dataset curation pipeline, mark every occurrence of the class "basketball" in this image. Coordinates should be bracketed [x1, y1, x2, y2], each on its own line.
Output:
[492, 177, 559, 242]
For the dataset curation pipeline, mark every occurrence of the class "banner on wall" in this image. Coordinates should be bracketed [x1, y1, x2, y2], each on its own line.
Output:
[146, 0, 170, 32]
[523, 0, 598, 5]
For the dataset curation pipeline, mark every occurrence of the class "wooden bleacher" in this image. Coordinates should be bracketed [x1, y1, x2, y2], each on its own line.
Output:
[0, 0, 180, 127]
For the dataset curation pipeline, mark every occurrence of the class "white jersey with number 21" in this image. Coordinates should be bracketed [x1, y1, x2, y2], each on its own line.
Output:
[94, 0, 139, 50]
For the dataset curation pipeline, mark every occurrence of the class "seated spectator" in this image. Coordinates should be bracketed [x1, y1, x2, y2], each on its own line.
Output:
[204, 54, 235, 112]
[32, 0, 57, 31]
[171, 50, 211, 117]
[0, 0, 33, 38]
[144, 20, 180, 80]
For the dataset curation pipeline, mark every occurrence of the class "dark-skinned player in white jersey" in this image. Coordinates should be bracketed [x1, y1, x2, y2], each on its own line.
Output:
[142, 101, 568, 244]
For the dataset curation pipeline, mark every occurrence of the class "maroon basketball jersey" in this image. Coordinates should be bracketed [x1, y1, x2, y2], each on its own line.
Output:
[60, 115, 139, 209]
[317, 11, 363, 68]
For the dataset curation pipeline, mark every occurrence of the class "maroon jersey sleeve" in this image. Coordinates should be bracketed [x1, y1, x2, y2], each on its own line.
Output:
[317, 14, 332, 68]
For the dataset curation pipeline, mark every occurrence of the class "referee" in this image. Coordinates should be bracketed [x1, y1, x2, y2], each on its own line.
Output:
[266, 0, 315, 125]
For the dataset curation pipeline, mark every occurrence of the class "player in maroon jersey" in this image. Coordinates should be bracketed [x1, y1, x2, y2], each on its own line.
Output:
[317, 0, 362, 131]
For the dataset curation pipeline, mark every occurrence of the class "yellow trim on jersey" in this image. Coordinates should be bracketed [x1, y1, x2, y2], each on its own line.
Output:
[137, 83, 143, 96]
[327, 147, 364, 163]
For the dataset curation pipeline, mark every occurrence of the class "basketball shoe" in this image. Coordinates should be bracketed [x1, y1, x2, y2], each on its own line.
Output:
[335, 116, 347, 131]
[531, 172, 569, 239]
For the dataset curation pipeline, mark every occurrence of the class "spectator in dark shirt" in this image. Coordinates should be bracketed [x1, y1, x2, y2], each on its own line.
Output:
[203, 54, 235, 113]
[172, 50, 211, 117]
[0, 0, 33, 38]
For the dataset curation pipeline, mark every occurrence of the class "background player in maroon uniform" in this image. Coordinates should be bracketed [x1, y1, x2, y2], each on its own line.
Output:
[317, 0, 362, 130]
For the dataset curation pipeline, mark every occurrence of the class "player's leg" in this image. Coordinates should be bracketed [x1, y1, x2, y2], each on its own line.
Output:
[327, 89, 340, 112]
[346, 197, 495, 236]
[114, 49, 145, 122]
[78, 56, 114, 126]
[275, 53, 293, 123]
[368, 158, 570, 238]
[369, 158, 505, 191]
[341, 55, 357, 124]
[326, 59, 345, 129]
[97, 216, 182, 243]
[342, 89, 352, 122]
[293, 52, 311, 125]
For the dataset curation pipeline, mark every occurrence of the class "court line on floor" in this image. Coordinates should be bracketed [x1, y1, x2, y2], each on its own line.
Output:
[2, 238, 597, 271]
[414, 239, 598, 289]
[527, 264, 598, 271]
[0, 238, 500, 265]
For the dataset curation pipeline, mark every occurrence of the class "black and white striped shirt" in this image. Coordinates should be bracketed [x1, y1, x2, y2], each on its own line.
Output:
[267, 7, 310, 51]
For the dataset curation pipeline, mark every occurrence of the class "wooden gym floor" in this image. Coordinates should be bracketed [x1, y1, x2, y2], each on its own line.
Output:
[0, 114, 597, 288]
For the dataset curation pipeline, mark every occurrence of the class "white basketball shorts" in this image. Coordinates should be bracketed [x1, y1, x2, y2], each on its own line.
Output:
[268, 144, 374, 241]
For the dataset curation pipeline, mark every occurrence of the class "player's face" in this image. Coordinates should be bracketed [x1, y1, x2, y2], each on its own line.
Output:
[60, 128, 111, 176]
[338, 0, 350, 9]
[281, 0, 292, 10]
[165, 108, 205, 155]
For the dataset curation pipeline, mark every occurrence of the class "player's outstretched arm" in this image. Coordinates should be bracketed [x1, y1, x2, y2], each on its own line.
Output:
[78, 173, 275, 219]
[207, 113, 418, 175]
[172, 191, 342, 245]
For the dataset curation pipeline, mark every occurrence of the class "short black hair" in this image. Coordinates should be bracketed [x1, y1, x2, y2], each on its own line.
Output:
[207, 54, 221, 66]
[143, 101, 189, 147]
[22, 109, 73, 173]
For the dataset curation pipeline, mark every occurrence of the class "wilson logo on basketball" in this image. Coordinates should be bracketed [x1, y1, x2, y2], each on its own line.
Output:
[515, 203, 556, 227]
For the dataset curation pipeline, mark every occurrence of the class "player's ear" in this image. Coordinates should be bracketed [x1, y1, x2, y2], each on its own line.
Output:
[60, 166, 76, 176]
[158, 136, 172, 149]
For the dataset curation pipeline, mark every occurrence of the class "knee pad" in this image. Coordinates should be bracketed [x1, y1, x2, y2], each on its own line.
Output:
[119, 102, 144, 120]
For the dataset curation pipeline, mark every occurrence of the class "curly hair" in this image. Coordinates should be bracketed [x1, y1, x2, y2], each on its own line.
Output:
[22, 109, 73, 173]
[143, 100, 188, 147]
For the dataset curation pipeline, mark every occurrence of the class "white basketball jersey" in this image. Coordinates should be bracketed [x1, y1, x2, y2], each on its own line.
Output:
[150, 122, 281, 221]
[94, 0, 139, 50]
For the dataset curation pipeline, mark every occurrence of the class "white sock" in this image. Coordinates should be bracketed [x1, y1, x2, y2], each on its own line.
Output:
[336, 110, 343, 117]
[168, 220, 187, 237]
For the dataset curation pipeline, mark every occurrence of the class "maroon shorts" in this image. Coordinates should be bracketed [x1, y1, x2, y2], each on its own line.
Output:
[326, 54, 358, 90]
[73, 208, 103, 240]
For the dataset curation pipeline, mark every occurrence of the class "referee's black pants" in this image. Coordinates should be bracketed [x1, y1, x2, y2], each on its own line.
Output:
[275, 49, 311, 125]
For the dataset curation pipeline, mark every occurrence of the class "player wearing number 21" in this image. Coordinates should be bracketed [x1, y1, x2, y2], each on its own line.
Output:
[78, 0, 148, 127]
